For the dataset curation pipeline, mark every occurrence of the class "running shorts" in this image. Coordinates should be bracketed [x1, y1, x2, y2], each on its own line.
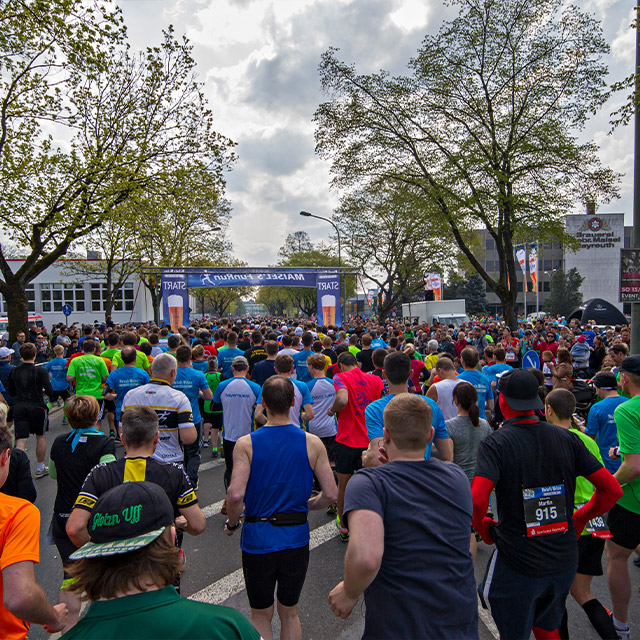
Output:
[479, 549, 575, 639]
[49, 389, 70, 403]
[335, 442, 365, 475]
[14, 403, 48, 439]
[608, 503, 640, 550]
[203, 412, 223, 429]
[576, 536, 605, 576]
[242, 544, 309, 610]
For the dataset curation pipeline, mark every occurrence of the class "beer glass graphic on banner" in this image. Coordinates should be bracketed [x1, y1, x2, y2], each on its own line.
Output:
[322, 294, 336, 326]
[168, 294, 183, 331]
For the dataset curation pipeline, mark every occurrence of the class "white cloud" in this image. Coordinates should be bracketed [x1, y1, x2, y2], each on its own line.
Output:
[390, 0, 431, 32]
[611, 7, 635, 63]
[117, 0, 636, 263]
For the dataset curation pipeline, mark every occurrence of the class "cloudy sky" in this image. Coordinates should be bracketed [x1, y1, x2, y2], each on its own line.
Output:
[121, 0, 636, 266]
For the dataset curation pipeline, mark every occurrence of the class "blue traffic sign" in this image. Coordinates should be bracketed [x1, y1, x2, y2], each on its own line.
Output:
[62, 304, 72, 317]
[522, 350, 540, 370]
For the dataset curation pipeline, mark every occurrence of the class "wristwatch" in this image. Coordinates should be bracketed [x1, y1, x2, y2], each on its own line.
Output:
[224, 519, 241, 531]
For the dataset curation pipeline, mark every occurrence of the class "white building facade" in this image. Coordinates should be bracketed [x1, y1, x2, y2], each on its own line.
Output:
[0, 259, 155, 326]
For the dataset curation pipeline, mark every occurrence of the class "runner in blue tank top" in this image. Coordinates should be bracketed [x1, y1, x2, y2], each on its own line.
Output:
[224, 375, 337, 640]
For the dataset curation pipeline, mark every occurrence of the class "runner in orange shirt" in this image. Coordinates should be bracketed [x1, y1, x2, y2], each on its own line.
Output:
[0, 426, 67, 638]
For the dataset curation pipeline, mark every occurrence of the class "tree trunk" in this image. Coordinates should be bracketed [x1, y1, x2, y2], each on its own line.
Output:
[104, 265, 114, 322]
[3, 281, 29, 344]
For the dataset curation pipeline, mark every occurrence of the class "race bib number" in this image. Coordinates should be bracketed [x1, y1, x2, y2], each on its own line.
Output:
[575, 503, 612, 539]
[523, 484, 568, 537]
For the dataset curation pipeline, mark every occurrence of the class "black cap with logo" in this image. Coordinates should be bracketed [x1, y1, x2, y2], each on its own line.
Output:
[70, 481, 174, 560]
[497, 369, 544, 411]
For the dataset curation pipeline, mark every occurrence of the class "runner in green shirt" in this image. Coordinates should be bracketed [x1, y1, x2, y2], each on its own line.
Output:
[606, 355, 640, 639]
[545, 389, 620, 640]
[202, 356, 223, 457]
[67, 342, 109, 400]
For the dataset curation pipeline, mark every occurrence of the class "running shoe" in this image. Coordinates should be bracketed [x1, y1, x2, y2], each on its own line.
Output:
[35, 467, 49, 479]
[61, 417, 68, 425]
[633, 555, 640, 568]
[610, 615, 630, 640]
[211, 449, 218, 459]
[336, 515, 349, 542]
[178, 549, 186, 571]
[220, 499, 227, 516]
[202, 440, 210, 448]
[327, 503, 337, 515]
[109, 431, 116, 439]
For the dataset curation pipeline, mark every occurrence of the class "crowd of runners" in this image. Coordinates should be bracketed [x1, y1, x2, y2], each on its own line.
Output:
[0, 312, 639, 639]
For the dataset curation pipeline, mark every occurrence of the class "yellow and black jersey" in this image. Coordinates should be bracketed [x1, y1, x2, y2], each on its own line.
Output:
[74, 456, 197, 516]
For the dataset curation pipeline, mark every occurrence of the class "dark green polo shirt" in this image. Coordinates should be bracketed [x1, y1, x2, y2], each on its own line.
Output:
[61, 586, 260, 639]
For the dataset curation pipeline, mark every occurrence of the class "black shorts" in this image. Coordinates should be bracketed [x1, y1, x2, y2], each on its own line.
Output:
[577, 535, 605, 576]
[203, 412, 223, 429]
[103, 398, 116, 414]
[334, 442, 364, 475]
[48, 514, 77, 579]
[14, 403, 48, 439]
[242, 545, 309, 610]
[49, 389, 70, 403]
[479, 550, 576, 639]
[320, 436, 336, 463]
[608, 503, 640, 550]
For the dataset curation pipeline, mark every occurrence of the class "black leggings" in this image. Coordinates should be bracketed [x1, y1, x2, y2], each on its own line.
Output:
[223, 439, 236, 490]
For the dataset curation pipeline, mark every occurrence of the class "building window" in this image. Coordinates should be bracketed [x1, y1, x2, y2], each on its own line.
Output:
[553, 259, 563, 270]
[486, 237, 495, 250]
[543, 259, 552, 270]
[90, 282, 134, 312]
[40, 283, 85, 313]
[0, 285, 34, 314]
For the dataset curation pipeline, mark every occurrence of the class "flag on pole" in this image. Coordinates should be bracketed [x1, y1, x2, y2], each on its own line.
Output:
[367, 288, 376, 306]
[515, 245, 528, 292]
[529, 243, 538, 293]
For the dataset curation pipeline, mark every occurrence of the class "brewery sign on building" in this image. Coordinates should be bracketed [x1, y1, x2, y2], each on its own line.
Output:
[564, 213, 624, 310]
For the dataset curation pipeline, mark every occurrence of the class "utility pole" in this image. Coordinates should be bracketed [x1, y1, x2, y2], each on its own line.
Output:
[633, 6, 640, 354]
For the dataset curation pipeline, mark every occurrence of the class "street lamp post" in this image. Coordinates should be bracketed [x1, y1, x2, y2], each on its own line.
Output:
[300, 210, 344, 325]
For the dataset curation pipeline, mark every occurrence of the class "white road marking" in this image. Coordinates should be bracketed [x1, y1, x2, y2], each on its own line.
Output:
[198, 459, 225, 472]
[189, 520, 339, 604]
[202, 499, 225, 518]
[191, 508, 500, 640]
[477, 595, 499, 639]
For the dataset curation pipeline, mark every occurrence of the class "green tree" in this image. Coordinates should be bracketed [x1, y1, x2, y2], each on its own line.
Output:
[544, 268, 584, 317]
[278, 231, 314, 261]
[335, 180, 458, 319]
[129, 162, 231, 324]
[314, 0, 619, 328]
[445, 273, 488, 316]
[256, 250, 356, 318]
[0, 7, 234, 339]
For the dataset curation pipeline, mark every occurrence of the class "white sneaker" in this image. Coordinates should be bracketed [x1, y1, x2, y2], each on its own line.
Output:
[610, 615, 630, 640]
[35, 467, 49, 479]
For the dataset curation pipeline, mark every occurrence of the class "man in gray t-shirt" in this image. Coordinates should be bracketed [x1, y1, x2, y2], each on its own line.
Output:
[329, 394, 478, 639]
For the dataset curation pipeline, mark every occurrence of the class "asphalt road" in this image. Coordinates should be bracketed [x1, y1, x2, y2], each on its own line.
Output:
[18, 408, 640, 639]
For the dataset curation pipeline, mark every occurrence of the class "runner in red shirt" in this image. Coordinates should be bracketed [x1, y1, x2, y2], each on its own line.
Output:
[328, 351, 383, 541]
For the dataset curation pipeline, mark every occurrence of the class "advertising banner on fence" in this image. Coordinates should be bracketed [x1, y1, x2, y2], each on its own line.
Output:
[316, 272, 341, 326]
[529, 243, 538, 293]
[161, 271, 189, 331]
[620, 248, 640, 302]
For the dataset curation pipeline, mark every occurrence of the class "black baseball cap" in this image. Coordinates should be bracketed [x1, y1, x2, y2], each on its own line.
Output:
[498, 369, 544, 411]
[592, 371, 618, 390]
[70, 482, 174, 560]
[619, 355, 640, 377]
